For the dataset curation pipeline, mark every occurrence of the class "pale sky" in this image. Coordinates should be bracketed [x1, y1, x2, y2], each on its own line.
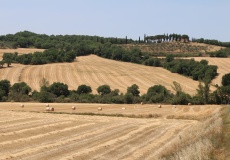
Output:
[0, 0, 229, 41]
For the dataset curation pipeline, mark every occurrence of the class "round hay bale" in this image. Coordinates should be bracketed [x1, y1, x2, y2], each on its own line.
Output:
[72, 106, 76, 110]
[158, 105, 162, 108]
[98, 107, 102, 111]
[20, 104, 24, 108]
[49, 107, 54, 111]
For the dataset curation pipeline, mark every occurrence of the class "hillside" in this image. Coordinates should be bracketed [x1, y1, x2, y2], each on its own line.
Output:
[0, 54, 210, 95]
[121, 42, 224, 55]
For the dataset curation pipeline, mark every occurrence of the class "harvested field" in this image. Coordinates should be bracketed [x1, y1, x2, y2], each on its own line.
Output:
[0, 103, 222, 159]
[186, 57, 230, 86]
[0, 54, 210, 95]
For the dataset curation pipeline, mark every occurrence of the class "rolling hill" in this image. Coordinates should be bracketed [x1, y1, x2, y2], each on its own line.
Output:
[121, 42, 224, 55]
[0, 54, 209, 95]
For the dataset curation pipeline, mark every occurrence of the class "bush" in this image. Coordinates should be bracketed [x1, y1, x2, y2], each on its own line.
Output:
[222, 73, 230, 86]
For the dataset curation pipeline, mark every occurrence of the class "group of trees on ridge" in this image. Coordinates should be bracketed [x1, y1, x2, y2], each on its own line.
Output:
[0, 31, 229, 51]
[2, 49, 76, 65]
[144, 34, 189, 43]
[192, 38, 230, 47]
[0, 73, 230, 105]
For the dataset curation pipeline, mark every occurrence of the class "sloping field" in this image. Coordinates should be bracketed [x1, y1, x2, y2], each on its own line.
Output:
[0, 103, 222, 159]
[0, 55, 211, 95]
[122, 42, 224, 54]
[0, 48, 45, 59]
[187, 57, 230, 86]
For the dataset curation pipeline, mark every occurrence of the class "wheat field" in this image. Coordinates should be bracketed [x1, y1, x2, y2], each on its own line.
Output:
[0, 55, 210, 95]
[0, 103, 222, 159]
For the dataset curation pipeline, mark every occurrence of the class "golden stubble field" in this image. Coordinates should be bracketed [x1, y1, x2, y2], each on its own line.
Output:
[0, 54, 212, 95]
[0, 103, 222, 159]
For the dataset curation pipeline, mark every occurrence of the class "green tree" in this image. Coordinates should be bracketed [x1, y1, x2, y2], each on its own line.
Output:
[146, 85, 171, 103]
[9, 82, 31, 101]
[166, 54, 174, 62]
[11, 82, 31, 95]
[124, 93, 134, 104]
[127, 84, 140, 96]
[0, 80, 11, 97]
[222, 73, 230, 86]
[171, 81, 182, 95]
[33, 91, 56, 102]
[97, 85, 111, 95]
[76, 85, 92, 94]
[48, 82, 69, 97]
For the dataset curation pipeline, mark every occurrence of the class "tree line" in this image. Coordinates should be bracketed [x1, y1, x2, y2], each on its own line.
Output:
[0, 31, 135, 50]
[145, 34, 189, 43]
[0, 31, 192, 50]
[192, 38, 230, 47]
[0, 73, 229, 104]
[207, 48, 230, 57]
[2, 49, 76, 65]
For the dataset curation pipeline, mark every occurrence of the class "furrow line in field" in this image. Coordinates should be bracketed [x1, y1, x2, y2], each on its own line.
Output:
[34, 65, 43, 91]
[1, 121, 72, 136]
[70, 62, 81, 86]
[9, 65, 23, 84]
[146, 123, 195, 159]
[24, 123, 136, 160]
[50, 65, 58, 84]
[124, 122, 193, 160]
[59, 122, 161, 160]
[0, 122, 126, 160]
[62, 63, 77, 90]
[57, 64, 65, 84]
[21, 65, 34, 87]
[80, 64, 98, 86]
[73, 63, 88, 86]
[0, 119, 45, 131]
[80, 65, 101, 88]
[83, 64, 104, 88]
[0, 67, 11, 80]
[97, 64, 131, 91]
[45, 64, 53, 85]
[0, 117, 34, 124]
[91, 122, 176, 160]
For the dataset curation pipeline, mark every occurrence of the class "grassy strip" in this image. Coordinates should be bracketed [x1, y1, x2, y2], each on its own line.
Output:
[44, 111, 162, 119]
[160, 108, 223, 160]
[213, 106, 230, 159]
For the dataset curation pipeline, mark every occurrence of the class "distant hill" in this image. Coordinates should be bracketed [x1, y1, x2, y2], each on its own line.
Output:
[120, 42, 224, 56]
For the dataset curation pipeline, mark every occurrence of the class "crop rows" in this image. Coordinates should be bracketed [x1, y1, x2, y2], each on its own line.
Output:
[0, 55, 204, 95]
[0, 103, 222, 159]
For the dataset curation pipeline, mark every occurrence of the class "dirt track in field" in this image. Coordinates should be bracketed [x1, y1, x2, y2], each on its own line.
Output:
[0, 55, 206, 95]
[0, 103, 222, 159]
